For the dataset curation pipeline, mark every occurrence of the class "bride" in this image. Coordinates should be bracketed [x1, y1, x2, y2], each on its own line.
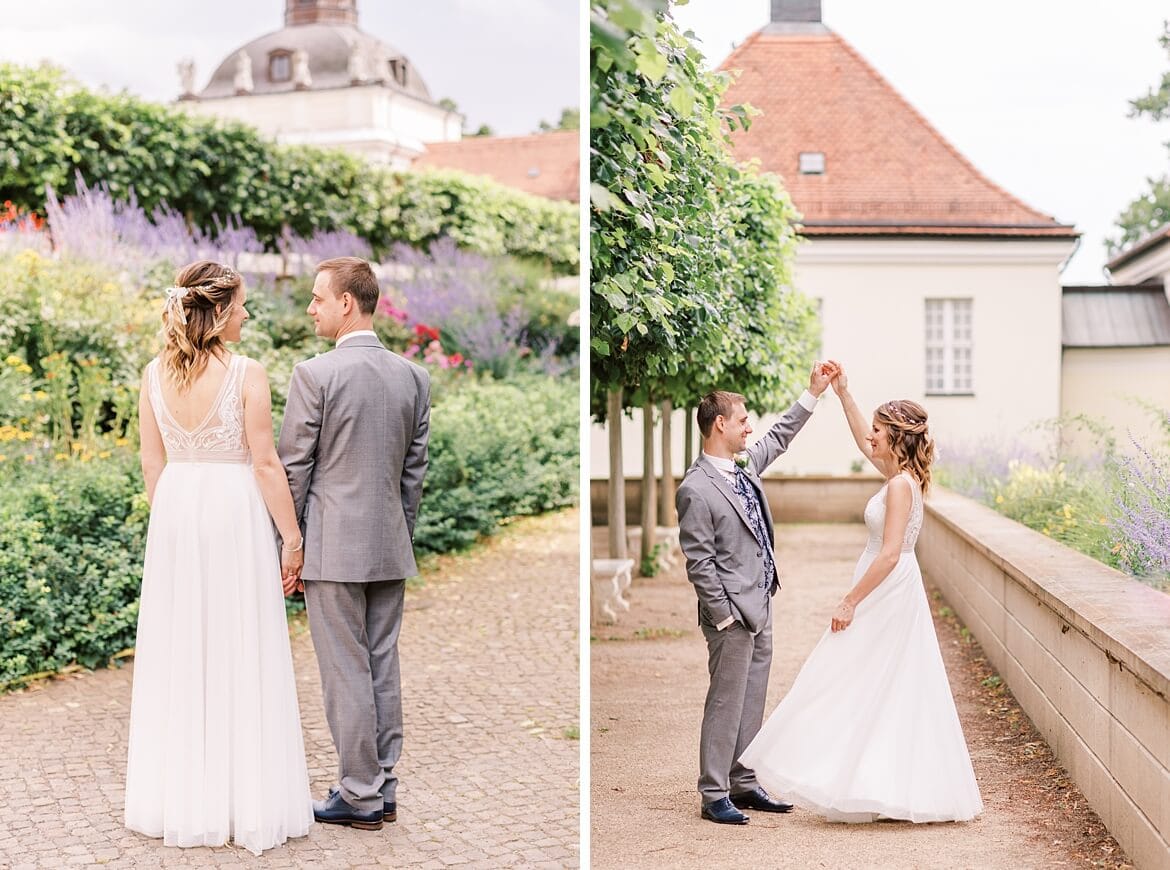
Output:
[738, 362, 983, 823]
[124, 261, 314, 854]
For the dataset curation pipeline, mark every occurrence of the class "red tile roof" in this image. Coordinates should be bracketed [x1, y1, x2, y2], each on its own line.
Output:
[719, 29, 1077, 238]
[414, 130, 579, 202]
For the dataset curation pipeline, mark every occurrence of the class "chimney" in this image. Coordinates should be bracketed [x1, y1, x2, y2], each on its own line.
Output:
[286, 0, 358, 27]
[771, 0, 822, 22]
[766, 0, 827, 34]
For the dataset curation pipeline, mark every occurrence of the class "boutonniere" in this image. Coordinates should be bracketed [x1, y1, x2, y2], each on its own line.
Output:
[733, 452, 749, 469]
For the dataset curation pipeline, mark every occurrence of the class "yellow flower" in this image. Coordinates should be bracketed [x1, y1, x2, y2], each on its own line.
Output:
[98, 450, 111, 459]
[1062, 504, 1072, 519]
[4, 354, 21, 366]
[33, 391, 47, 400]
[0, 455, 6, 462]
[24, 454, 35, 463]
[18, 393, 32, 402]
[54, 453, 69, 461]
[995, 494, 1004, 505]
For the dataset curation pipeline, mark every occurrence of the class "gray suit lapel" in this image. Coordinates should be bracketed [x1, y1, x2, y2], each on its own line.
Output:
[696, 456, 755, 536]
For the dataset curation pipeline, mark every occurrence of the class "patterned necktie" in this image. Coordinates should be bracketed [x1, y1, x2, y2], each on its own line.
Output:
[733, 467, 774, 587]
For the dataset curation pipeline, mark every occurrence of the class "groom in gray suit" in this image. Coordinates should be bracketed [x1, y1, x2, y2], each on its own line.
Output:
[676, 364, 834, 825]
[278, 257, 430, 831]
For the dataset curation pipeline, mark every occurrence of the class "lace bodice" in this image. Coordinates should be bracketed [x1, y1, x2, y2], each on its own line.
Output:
[148, 355, 250, 464]
[862, 471, 923, 554]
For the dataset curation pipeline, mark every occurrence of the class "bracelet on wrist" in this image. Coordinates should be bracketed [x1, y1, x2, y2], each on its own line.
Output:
[282, 536, 303, 552]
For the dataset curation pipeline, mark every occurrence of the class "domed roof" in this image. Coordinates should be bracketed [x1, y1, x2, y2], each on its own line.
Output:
[198, 23, 433, 102]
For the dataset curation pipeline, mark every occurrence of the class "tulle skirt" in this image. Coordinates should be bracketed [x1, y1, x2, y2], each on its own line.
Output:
[739, 549, 983, 823]
[124, 462, 313, 854]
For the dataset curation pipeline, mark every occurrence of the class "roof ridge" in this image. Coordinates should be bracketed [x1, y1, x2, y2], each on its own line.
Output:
[825, 31, 1063, 227]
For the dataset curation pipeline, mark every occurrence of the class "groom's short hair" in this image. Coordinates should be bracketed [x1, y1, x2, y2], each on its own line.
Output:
[697, 390, 746, 438]
[317, 257, 380, 315]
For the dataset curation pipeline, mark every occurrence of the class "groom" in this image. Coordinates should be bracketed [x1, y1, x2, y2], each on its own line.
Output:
[279, 257, 431, 831]
[676, 363, 835, 824]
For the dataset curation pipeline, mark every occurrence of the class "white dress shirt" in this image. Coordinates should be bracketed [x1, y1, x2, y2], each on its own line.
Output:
[335, 329, 378, 347]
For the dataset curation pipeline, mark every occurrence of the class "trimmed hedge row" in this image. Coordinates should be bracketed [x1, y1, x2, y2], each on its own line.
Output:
[0, 63, 578, 274]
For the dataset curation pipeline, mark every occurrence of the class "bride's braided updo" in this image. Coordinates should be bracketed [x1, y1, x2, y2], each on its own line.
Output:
[874, 399, 934, 493]
[160, 261, 241, 392]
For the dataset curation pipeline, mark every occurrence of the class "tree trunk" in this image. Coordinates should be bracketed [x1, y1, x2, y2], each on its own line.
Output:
[606, 389, 627, 559]
[684, 407, 695, 470]
[659, 399, 676, 526]
[641, 398, 657, 567]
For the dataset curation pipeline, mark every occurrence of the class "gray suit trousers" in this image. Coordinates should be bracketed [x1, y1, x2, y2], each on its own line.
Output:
[304, 578, 405, 812]
[698, 605, 773, 803]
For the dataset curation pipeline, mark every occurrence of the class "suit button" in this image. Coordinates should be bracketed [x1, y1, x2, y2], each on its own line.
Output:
[756, 550, 762, 557]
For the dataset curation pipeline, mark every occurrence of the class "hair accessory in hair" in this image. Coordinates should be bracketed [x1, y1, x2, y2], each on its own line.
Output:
[164, 286, 190, 325]
[884, 401, 909, 424]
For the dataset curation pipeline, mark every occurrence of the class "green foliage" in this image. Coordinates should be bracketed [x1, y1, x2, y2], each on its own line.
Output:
[0, 63, 578, 274]
[1110, 23, 1170, 253]
[0, 240, 579, 687]
[414, 377, 578, 555]
[589, 0, 815, 417]
[0, 453, 147, 686]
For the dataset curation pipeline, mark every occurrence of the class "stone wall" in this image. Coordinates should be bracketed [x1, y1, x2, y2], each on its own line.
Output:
[919, 489, 1170, 870]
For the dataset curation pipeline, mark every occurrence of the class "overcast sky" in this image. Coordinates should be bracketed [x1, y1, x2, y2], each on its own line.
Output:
[1, 0, 579, 138]
[671, 0, 1170, 283]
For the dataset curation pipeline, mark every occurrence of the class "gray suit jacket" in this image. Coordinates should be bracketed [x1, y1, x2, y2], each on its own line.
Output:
[278, 334, 431, 582]
[675, 400, 813, 634]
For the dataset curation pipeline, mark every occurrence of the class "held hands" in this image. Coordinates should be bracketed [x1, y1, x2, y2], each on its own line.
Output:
[808, 360, 840, 397]
[826, 358, 848, 396]
[281, 540, 304, 596]
[830, 598, 855, 632]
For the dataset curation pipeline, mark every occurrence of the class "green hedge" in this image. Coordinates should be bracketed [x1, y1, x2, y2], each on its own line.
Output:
[0, 63, 578, 274]
[0, 377, 578, 688]
[415, 377, 579, 554]
[0, 453, 147, 686]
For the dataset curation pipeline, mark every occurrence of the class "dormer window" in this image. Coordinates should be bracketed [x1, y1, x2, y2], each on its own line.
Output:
[269, 50, 292, 83]
[388, 58, 408, 87]
[799, 151, 826, 174]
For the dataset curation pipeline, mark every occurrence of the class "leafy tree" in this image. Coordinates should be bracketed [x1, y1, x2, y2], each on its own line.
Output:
[539, 107, 581, 131]
[590, 0, 816, 558]
[1110, 22, 1170, 254]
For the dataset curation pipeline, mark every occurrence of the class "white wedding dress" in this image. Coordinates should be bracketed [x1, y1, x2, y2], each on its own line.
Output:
[125, 355, 313, 854]
[739, 472, 983, 823]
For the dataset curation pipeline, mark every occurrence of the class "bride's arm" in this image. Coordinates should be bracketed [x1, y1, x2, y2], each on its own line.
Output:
[828, 360, 891, 477]
[831, 475, 913, 632]
[138, 371, 166, 506]
[242, 361, 304, 583]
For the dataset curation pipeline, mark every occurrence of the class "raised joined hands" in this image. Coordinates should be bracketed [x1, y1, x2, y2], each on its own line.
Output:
[809, 360, 840, 397]
[822, 358, 848, 396]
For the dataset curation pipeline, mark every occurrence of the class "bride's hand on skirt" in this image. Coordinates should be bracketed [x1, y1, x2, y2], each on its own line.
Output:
[830, 600, 855, 632]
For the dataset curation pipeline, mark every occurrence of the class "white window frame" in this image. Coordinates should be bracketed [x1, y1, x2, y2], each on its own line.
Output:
[924, 298, 973, 395]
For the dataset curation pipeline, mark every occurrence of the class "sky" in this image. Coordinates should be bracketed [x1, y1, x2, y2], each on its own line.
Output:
[671, 0, 1170, 284]
[1, 0, 580, 138]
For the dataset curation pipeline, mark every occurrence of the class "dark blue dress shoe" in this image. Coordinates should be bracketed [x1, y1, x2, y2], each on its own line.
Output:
[730, 786, 794, 813]
[384, 800, 396, 823]
[313, 788, 384, 830]
[701, 797, 749, 825]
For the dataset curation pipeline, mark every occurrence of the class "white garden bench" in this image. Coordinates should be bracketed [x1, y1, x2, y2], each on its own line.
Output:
[591, 558, 634, 624]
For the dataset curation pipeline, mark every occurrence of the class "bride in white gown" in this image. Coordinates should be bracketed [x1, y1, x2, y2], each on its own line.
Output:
[739, 363, 983, 823]
[124, 261, 313, 854]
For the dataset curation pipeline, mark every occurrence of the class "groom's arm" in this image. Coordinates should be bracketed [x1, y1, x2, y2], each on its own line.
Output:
[677, 485, 734, 627]
[747, 393, 816, 473]
[400, 368, 431, 540]
[277, 362, 323, 523]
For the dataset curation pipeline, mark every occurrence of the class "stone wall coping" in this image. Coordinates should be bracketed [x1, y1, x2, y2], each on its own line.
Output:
[926, 487, 1170, 700]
